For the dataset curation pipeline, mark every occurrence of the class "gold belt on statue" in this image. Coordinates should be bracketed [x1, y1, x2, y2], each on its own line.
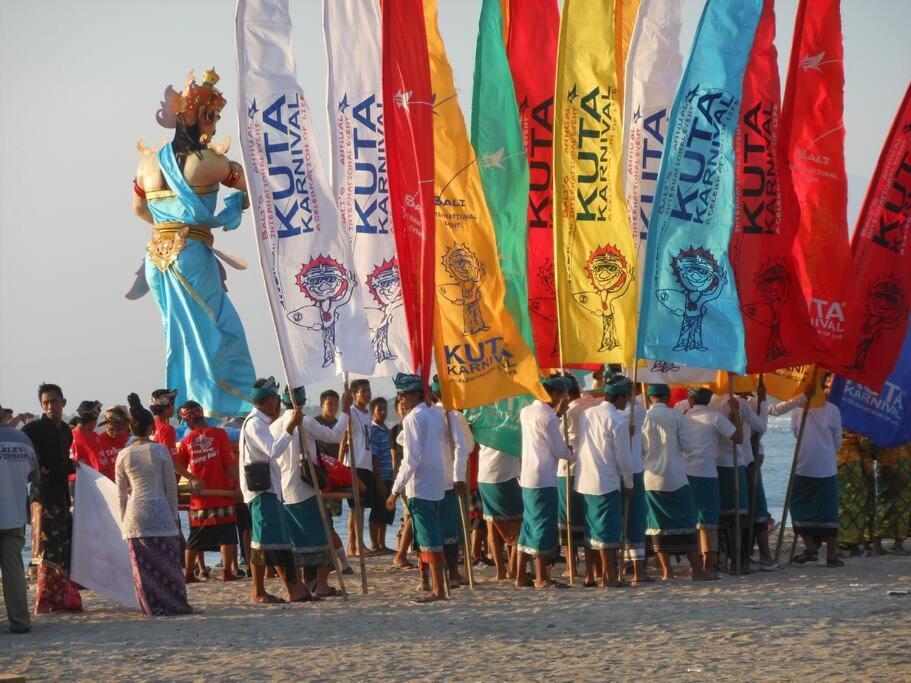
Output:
[147, 223, 214, 272]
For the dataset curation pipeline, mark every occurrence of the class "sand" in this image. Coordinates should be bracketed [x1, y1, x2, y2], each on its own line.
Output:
[2, 551, 911, 681]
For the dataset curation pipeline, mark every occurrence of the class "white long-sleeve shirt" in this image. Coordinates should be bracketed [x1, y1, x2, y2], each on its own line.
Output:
[435, 404, 473, 488]
[519, 400, 574, 489]
[240, 408, 293, 503]
[621, 402, 646, 474]
[391, 403, 446, 501]
[559, 394, 603, 476]
[683, 405, 736, 478]
[641, 403, 693, 492]
[574, 401, 635, 495]
[344, 405, 373, 470]
[710, 395, 768, 467]
[271, 411, 349, 505]
[477, 445, 521, 484]
[790, 402, 843, 478]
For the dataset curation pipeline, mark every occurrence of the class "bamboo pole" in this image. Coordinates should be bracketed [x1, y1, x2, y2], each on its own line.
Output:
[621, 362, 638, 580]
[560, 395, 575, 587]
[342, 373, 369, 594]
[773, 367, 818, 565]
[728, 373, 741, 576]
[746, 374, 764, 565]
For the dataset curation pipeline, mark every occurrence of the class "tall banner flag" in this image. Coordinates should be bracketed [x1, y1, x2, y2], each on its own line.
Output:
[424, 0, 546, 409]
[382, 0, 436, 381]
[831, 327, 911, 447]
[614, 0, 642, 110]
[506, 0, 561, 369]
[779, 0, 851, 348]
[731, 0, 827, 372]
[237, 0, 375, 386]
[324, 0, 412, 377]
[834, 85, 911, 392]
[636, 0, 762, 375]
[553, 0, 639, 367]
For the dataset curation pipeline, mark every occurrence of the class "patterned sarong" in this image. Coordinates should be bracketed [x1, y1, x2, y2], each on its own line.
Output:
[128, 536, 193, 616]
[285, 498, 330, 568]
[874, 446, 911, 541]
[34, 503, 82, 614]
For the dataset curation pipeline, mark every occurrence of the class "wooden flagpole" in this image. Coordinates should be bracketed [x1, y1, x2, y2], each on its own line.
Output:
[559, 375, 575, 587]
[773, 366, 818, 565]
[621, 362, 638, 580]
[746, 373, 764, 565]
[342, 373, 369, 594]
[728, 373, 741, 576]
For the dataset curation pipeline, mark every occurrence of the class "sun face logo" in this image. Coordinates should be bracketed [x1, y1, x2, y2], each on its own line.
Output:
[585, 244, 630, 295]
[573, 244, 634, 352]
[295, 255, 350, 304]
[657, 246, 727, 353]
[847, 275, 909, 371]
[438, 243, 489, 335]
[743, 258, 791, 361]
[365, 258, 403, 364]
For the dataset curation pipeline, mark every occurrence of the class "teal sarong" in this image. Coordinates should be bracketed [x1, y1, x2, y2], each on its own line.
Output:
[478, 479, 523, 522]
[687, 475, 720, 530]
[409, 497, 443, 557]
[717, 465, 749, 519]
[250, 492, 291, 551]
[625, 472, 647, 558]
[557, 474, 585, 543]
[518, 486, 558, 559]
[791, 475, 838, 539]
[581, 491, 622, 550]
[285, 498, 330, 568]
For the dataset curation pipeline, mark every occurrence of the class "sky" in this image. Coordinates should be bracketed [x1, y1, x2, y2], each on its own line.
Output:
[1, 0, 909, 414]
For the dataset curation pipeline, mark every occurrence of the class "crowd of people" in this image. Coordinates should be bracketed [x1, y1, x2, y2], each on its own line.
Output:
[2, 368, 910, 628]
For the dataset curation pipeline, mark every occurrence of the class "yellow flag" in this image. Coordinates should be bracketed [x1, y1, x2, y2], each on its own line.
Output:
[764, 365, 827, 408]
[423, 0, 547, 410]
[615, 0, 641, 109]
[554, 0, 638, 366]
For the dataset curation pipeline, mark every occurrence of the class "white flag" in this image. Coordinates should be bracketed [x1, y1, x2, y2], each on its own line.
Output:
[324, 0, 412, 377]
[236, 0, 375, 386]
[70, 466, 140, 609]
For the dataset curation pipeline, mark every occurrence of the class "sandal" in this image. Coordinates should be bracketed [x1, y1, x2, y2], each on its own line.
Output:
[253, 593, 286, 604]
[316, 587, 343, 598]
[793, 551, 818, 565]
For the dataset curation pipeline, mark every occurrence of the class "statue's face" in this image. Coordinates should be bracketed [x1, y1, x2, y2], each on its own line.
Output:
[373, 267, 402, 306]
[300, 264, 346, 302]
[677, 255, 716, 293]
[589, 253, 627, 293]
[447, 250, 480, 282]
[198, 104, 219, 140]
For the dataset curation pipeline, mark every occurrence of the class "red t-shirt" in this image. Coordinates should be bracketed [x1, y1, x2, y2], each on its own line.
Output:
[70, 428, 103, 481]
[320, 454, 353, 492]
[177, 428, 237, 517]
[153, 419, 178, 460]
[95, 431, 129, 481]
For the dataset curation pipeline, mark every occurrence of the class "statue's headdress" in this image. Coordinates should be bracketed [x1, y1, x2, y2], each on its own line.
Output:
[156, 69, 226, 129]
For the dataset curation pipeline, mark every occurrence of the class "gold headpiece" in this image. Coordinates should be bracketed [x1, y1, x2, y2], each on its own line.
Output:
[156, 68, 226, 129]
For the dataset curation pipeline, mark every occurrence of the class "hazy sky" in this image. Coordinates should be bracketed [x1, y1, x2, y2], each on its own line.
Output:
[1, 0, 909, 414]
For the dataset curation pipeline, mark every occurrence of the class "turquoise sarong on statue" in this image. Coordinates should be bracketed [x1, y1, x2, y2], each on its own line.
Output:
[144, 143, 255, 418]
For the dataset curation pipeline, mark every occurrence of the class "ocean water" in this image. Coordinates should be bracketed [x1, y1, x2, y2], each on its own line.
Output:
[17, 416, 798, 568]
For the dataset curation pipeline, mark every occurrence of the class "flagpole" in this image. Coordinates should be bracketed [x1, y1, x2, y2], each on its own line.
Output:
[774, 366, 818, 565]
[746, 373, 764, 566]
[728, 373, 741, 576]
[342, 372, 369, 594]
[621, 360, 638, 581]
[559, 369, 575, 587]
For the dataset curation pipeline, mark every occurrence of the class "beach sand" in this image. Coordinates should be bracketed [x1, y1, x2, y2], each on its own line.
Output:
[2, 550, 911, 681]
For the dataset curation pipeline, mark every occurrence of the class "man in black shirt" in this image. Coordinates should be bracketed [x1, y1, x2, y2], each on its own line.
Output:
[22, 383, 82, 613]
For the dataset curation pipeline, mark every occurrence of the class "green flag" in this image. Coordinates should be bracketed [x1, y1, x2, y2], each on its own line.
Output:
[464, 0, 535, 456]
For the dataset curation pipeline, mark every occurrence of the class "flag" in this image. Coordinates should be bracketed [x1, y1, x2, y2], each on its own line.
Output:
[732, 0, 828, 372]
[236, 0, 375, 386]
[630, 358, 717, 386]
[382, 0, 437, 382]
[779, 0, 851, 348]
[763, 364, 826, 408]
[833, 84, 911, 392]
[636, 0, 762, 375]
[506, 0, 562, 369]
[830, 328, 911, 447]
[70, 466, 140, 609]
[553, 0, 639, 367]
[324, 0, 413, 377]
[614, 0, 642, 110]
[423, 0, 547, 410]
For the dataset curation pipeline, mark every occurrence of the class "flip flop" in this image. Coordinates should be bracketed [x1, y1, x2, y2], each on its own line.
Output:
[535, 581, 568, 589]
[316, 587, 342, 598]
[392, 561, 416, 570]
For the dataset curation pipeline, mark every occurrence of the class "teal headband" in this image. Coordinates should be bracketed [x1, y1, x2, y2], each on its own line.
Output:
[542, 375, 572, 394]
[251, 377, 280, 402]
[393, 373, 424, 394]
[647, 383, 670, 397]
[605, 377, 632, 396]
[281, 385, 306, 408]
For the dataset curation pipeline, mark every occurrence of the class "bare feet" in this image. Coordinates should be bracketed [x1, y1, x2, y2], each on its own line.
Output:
[251, 592, 285, 604]
[411, 593, 447, 603]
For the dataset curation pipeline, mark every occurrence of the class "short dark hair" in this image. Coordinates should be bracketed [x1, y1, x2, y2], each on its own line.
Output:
[370, 397, 387, 412]
[320, 389, 340, 404]
[350, 379, 371, 394]
[38, 383, 63, 400]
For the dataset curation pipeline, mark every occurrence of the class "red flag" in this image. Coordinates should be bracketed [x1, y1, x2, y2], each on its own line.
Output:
[732, 0, 827, 372]
[506, 0, 561, 369]
[382, 0, 436, 381]
[778, 0, 851, 350]
[834, 84, 911, 392]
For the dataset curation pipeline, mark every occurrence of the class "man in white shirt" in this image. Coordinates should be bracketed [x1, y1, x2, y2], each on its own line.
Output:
[516, 375, 574, 588]
[385, 374, 448, 603]
[574, 376, 635, 588]
[641, 384, 711, 581]
[683, 387, 742, 578]
[272, 385, 350, 598]
[618, 380, 648, 582]
[477, 445, 523, 581]
[240, 377, 309, 604]
[770, 383, 844, 566]
[430, 376, 473, 587]
[342, 379, 378, 559]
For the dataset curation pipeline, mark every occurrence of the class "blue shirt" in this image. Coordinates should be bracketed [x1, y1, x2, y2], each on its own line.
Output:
[370, 423, 393, 481]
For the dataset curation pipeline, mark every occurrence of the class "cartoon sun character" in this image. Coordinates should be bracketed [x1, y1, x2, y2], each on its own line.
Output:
[657, 246, 727, 352]
[366, 258, 404, 364]
[573, 244, 634, 352]
[847, 276, 908, 371]
[742, 258, 791, 361]
[438, 242, 489, 335]
[288, 254, 356, 367]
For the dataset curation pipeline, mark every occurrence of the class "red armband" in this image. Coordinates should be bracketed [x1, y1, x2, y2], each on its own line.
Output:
[133, 178, 146, 198]
[224, 161, 243, 188]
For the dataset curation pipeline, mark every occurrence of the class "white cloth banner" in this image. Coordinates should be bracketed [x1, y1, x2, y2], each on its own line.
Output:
[236, 0, 375, 386]
[324, 0, 412, 378]
[70, 466, 139, 609]
[625, 359, 717, 385]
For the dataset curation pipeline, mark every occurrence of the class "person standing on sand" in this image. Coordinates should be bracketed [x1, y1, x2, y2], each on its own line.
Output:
[150, 389, 179, 461]
[390, 395, 416, 570]
[573, 375, 635, 588]
[368, 397, 396, 554]
[115, 394, 193, 616]
[69, 401, 103, 476]
[314, 389, 353, 575]
[516, 375, 574, 589]
[96, 406, 131, 481]
[386, 373, 449, 603]
[477, 444, 523, 581]
[240, 377, 312, 604]
[616, 374, 650, 585]
[641, 384, 712, 581]
[0, 407, 40, 633]
[342, 379, 378, 559]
